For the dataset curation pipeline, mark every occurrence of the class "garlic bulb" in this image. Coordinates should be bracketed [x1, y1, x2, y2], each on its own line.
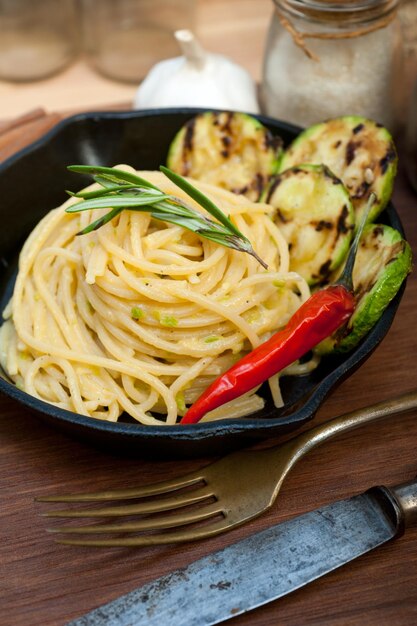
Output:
[133, 30, 259, 113]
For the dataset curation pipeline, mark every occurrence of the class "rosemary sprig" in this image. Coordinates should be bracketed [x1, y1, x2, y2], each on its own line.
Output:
[65, 165, 268, 268]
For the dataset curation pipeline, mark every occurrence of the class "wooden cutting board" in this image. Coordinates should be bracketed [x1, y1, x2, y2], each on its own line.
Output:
[1, 110, 417, 626]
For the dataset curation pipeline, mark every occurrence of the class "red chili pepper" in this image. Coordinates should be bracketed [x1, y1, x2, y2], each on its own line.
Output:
[180, 195, 374, 425]
[180, 285, 355, 424]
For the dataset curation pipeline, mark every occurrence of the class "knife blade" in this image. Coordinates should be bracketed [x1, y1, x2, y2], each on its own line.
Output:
[67, 477, 417, 626]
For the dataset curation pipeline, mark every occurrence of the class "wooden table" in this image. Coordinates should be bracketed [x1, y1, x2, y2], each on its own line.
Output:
[2, 2, 417, 624]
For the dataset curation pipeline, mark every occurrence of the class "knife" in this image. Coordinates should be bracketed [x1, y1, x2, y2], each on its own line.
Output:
[67, 477, 417, 626]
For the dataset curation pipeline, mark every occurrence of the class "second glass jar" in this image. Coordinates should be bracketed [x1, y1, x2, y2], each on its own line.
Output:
[81, 0, 196, 83]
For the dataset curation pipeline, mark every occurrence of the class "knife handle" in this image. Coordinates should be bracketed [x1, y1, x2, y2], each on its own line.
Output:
[370, 478, 417, 537]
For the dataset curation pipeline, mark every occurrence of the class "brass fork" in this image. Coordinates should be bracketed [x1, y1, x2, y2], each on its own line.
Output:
[37, 390, 417, 547]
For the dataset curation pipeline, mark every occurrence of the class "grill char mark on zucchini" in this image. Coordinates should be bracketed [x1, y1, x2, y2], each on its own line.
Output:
[379, 147, 397, 174]
[352, 181, 371, 199]
[180, 118, 197, 176]
[337, 205, 350, 234]
[346, 140, 361, 166]
[221, 134, 232, 158]
[319, 259, 332, 277]
[183, 118, 195, 152]
[314, 220, 333, 231]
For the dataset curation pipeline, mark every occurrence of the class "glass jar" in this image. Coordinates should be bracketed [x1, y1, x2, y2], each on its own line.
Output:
[0, 0, 78, 82]
[261, 0, 403, 131]
[81, 0, 196, 83]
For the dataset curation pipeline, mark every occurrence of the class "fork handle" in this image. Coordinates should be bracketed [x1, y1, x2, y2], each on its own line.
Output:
[287, 389, 417, 462]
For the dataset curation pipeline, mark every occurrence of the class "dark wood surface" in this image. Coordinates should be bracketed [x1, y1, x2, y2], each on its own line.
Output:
[1, 116, 417, 626]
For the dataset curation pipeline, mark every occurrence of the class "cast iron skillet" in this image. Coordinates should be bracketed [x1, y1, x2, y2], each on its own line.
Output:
[0, 108, 406, 458]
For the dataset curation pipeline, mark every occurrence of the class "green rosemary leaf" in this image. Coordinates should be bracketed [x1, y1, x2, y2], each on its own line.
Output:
[160, 165, 243, 238]
[66, 194, 170, 213]
[77, 207, 123, 235]
[153, 199, 200, 219]
[150, 211, 219, 234]
[73, 183, 139, 199]
[95, 176, 120, 189]
[68, 165, 159, 190]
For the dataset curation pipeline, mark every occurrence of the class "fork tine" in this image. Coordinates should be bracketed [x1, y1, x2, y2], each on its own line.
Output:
[35, 472, 205, 503]
[47, 502, 223, 534]
[40, 485, 214, 518]
[53, 518, 233, 547]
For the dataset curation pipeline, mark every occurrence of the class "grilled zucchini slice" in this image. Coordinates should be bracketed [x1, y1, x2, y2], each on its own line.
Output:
[317, 224, 412, 354]
[167, 111, 283, 201]
[264, 164, 355, 285]
[279, 116, 397, 225]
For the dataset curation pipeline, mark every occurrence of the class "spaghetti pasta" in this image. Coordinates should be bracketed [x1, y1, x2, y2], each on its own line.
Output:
[0, 167, 313, 425]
